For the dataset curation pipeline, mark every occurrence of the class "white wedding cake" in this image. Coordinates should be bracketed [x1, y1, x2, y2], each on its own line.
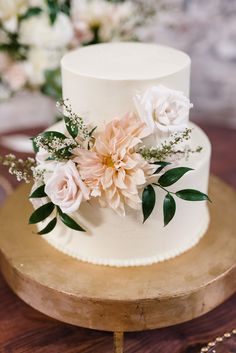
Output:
[37, 42, 211, 266]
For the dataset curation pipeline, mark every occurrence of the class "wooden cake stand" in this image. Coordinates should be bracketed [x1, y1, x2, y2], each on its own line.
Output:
[0, 176, 235, 353]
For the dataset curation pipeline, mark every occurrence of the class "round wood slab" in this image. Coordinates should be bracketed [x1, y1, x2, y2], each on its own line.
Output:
[0, 176, 235, 332]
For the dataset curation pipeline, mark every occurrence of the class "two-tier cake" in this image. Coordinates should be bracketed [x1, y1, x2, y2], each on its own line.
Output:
[33, 43, 211, 266]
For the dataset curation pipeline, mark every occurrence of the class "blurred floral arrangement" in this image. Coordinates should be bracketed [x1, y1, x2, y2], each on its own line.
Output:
[0, 0, 153, 101]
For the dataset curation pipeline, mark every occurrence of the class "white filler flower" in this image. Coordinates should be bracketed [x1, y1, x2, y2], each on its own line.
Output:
[134, 85, 193, 138]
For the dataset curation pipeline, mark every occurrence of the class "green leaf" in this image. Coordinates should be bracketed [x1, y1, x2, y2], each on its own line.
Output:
[46, 0, 59, 24]
[163, 193, 176, 226]
[142, 184, 156, 223]
[57, 208, 86, 232]
[41, 68, 62, 100]
[89, 126, 97, 137]
[176, 189, 211, 202]
[64, 116, 78, 139]
[158, 167, 193, 187]
[153, 161, 171, 174]
[37, 217, 57, 235]
[31, 137, 39, 153]
[29, 202, 55, 224]
[19, 7, 42, 21]
[29, 185, 47, 198]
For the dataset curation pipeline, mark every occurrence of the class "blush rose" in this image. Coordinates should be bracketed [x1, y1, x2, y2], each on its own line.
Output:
[45, 160, 89, 214]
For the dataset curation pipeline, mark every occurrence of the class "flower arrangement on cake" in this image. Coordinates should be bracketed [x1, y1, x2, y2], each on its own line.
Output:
[0, 0, 153, 100]
[0, 85, 210, 235]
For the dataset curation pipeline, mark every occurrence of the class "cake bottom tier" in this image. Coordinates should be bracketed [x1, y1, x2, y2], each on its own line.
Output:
[41, 123, 211, 267]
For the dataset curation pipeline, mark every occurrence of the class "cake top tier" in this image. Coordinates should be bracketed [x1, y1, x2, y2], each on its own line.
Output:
[61, 42, 190, 81]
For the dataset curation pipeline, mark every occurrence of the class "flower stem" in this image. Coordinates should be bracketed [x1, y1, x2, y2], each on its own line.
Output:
[153, 183, 176, 195]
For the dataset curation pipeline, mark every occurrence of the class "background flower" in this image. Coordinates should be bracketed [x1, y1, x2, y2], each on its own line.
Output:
[19, 12, 73, 49]
[71, 0, 138, 44]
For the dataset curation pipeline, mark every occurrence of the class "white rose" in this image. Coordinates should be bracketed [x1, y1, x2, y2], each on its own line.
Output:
[24, 47, 62, 85]
[45, 160, 90, 214]
[19, 12, 73, 49]
[134, 85, 193, 139]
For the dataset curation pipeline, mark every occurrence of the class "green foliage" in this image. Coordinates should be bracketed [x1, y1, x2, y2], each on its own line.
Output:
[0, 32, 28, 60]
[153, 161, 171, 174]
[41, 68, 62, 100]
[29, 202, 55, 224]
[46, 0, 59, 24]
[29, 184, 47, 198]
[57, 207, 86, 231]
[19, 7, 42, 21]
[158, 167, 193, 187]
[37, 217, 57, 234]
[64, 116, 79, 139]
[176, 189, 211, 202]
[142, 184, 156, 223]
[46, 0, 70, 24]
[163, 193, 176, 226]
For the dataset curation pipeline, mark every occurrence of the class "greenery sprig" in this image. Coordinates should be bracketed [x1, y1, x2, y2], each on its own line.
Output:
[142, 166, 211, 226]
[33, 130, 78, 161]
[29, 184, 85, 234]
[139, 129, 202, 162]
[57, 99, 92, 140]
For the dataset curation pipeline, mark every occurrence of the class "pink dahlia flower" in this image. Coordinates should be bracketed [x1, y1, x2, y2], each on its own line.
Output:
[73, 114, 154, 216]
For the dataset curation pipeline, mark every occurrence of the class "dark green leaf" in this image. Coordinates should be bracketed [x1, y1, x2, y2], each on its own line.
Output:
[89, 126, 97, 137]
[31, 137, 39, 153]
[142, 184, 156, 223]
[29, 185, 47, 198]
[41, 68, 62, 100]
[64, 116, 78, 139]
[46, 0, 59, 24]
[57, 208, 86, 232]
[19, 7, 42, 21]
[176, 189, 211, 202]
[163, 193, 176, 226]
[152, 161, 171, 174]
[37, 217, 57, 235]
[41, 130, 67, 140]
[29, 202, 55, 224]
[158, 167, 193, 187]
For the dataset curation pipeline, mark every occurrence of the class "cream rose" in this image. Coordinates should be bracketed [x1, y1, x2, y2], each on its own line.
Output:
[24, 47, 62, 86]
[45, 160, 90, 214]
[134, 85, 193, 138]
[19, 12, 73, 49]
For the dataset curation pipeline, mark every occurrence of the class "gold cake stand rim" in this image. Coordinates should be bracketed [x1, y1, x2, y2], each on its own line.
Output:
[0, 175, 235, 333]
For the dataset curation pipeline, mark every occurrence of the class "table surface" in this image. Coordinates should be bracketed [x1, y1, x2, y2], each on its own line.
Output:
[0, 122, 236, 353]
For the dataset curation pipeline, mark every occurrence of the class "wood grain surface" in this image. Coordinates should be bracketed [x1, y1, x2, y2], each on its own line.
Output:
[0, 122, 236, 352]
